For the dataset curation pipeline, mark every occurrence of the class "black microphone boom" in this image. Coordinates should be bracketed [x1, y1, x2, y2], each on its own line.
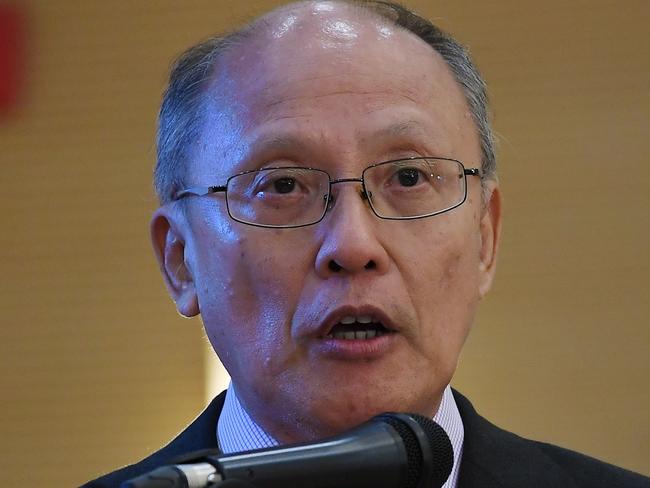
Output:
[121, 412, 453, 488]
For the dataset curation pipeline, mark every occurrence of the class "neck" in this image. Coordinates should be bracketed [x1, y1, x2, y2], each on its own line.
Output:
[230, 381, 444, 445]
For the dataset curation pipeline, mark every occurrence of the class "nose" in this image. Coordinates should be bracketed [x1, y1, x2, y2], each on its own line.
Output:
[314, 183, 390, 277]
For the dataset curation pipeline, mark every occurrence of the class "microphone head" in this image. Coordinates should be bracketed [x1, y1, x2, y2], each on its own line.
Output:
[375, 413, 453, 488]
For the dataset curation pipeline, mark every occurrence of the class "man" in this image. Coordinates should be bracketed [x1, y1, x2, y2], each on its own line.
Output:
[83, 1, 648, 487]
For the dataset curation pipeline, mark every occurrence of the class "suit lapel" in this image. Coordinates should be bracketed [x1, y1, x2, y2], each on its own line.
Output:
[453, 390, 578, 488]
[82, 392, 226, 487]
[88, 389, 586, 488]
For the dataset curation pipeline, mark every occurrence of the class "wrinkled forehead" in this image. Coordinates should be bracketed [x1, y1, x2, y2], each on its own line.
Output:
[208, 1, 440, 110]
[206, 2, 459, 122]
[189, 0, 477, 180]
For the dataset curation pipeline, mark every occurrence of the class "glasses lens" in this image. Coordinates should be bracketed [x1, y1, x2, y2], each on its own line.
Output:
[226, 167, 330, 227]
[363, 158, 466, 218]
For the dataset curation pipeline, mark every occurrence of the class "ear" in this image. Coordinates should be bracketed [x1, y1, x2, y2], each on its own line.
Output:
[150, 207, 199, 317]
[477, 182, 502, 299]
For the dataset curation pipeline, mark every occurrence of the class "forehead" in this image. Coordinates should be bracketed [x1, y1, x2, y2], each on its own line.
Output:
[193, 2, 477, 175]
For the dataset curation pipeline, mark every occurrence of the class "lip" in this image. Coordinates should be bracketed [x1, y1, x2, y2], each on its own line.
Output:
[315, 332, 398, 360]
[316, 305, 399, 338]
[308, 305, 400, 360]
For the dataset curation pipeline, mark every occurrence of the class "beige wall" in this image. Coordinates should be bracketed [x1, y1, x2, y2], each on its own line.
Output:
[1, 1, 647, 486]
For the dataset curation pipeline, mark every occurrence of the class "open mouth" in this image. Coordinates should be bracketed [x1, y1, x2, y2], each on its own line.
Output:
[325, 315, 393, 340]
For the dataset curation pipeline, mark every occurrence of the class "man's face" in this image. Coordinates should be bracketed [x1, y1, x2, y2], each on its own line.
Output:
[153, 2, 500, 442]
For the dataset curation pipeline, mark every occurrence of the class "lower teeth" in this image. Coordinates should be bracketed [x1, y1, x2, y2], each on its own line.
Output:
[328, 329, 384, 340]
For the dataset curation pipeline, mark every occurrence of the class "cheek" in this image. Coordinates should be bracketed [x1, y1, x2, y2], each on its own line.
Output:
[403, 220, 481, 345]
[249, 252, 302, 336]
[195, 227, 311, 371]
[408, 223, 479, 292]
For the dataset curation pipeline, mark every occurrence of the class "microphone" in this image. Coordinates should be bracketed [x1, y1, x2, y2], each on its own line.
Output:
[121, 412, 453, 488]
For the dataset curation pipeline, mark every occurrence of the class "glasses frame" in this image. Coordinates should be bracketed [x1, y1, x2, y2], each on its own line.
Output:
[174, 157, 482, 229]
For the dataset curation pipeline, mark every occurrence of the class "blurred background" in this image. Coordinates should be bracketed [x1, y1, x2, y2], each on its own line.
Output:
[1, 0, 648, 486]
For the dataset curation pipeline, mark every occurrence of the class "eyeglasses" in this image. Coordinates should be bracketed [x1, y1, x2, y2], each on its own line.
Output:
[174, 157, 481, 229]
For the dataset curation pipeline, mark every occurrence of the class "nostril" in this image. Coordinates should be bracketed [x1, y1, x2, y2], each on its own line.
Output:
[328, 260, 342, 272]
[364, 260, 376, 270]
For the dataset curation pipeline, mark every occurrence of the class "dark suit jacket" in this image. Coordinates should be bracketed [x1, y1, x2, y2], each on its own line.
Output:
[81, 390, 648, 487]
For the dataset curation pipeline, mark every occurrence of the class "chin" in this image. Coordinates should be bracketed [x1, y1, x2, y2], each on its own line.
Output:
[303, 386, 436, 440]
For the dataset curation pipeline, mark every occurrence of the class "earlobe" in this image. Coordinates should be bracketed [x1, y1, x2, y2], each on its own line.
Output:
[150, 208, 199, 318]
[477, 183, 502, 299]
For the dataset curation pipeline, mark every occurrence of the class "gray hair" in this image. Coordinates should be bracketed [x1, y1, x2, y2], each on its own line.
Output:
[154, 0, 496, 204]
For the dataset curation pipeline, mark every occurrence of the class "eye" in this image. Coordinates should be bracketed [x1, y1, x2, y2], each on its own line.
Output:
[273, 177, 296, 194]
[397, 167, 420, 187]
[251, 169, 302, 195]
[246, 167, 324, 200]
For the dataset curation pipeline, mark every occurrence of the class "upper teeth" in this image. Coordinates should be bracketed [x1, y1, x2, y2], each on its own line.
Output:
[340, 315, 373, 324]
[328, 315, 383, 340]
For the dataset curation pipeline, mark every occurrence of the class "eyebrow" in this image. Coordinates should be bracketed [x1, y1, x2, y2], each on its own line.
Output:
[374, 120, 431, 139]
[242, 119, 434, 168]
[231, 134, 311, 171]
[250, 134, 312, 154]
[262, 120, 428, 145]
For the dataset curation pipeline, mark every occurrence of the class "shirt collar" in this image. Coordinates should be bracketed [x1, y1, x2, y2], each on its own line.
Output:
[217, 383, 464, 488]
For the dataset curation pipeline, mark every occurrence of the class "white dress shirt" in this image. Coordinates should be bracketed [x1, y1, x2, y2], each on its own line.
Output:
[217, 383, 464, 487]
